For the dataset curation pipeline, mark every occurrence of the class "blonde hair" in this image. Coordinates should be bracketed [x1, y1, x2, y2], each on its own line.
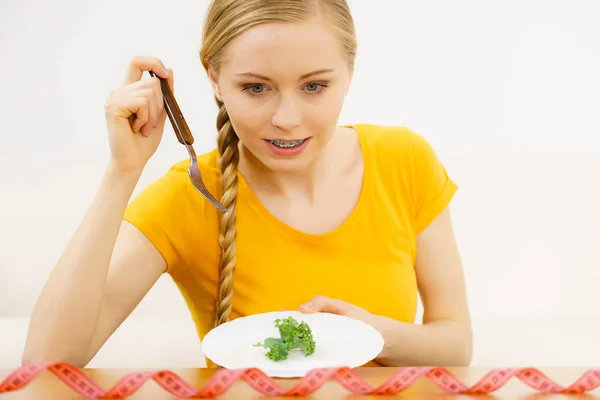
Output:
[199, 0, 357, 329]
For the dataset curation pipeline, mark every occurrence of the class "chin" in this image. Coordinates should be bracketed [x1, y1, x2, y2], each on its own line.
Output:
[260, 153, 316, 173]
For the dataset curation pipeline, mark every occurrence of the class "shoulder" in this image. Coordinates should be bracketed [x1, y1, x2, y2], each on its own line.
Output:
[352, 123, 457, 232]
[352, 123, 441, 172]
[352, 123, 417, 141]
[123, 148, 223, 271]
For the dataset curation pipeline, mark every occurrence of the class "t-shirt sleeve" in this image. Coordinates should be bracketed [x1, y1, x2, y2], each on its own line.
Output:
[123, 167, 190, 273]
[409, 131, 458, 233]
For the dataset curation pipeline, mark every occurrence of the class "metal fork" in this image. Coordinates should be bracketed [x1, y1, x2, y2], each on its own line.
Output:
[149, 71, 228, 213]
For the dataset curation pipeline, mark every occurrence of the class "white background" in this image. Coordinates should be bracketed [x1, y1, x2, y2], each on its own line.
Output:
[0, 0, 599, 368]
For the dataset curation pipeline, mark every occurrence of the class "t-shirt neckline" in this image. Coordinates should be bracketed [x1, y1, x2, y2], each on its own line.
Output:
[237, 124, 371, 242]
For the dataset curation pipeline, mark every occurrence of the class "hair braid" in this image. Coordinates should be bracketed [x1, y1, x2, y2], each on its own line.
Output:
[214, 98, 239, 328]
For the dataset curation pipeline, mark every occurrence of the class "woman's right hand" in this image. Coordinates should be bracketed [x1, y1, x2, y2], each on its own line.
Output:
[104, 56, 174, 174]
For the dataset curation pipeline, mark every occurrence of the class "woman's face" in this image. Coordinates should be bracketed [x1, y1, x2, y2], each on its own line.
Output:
[210, 18, 353, 173]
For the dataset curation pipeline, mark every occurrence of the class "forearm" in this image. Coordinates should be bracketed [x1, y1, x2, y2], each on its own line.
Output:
[23, 163, 141, 365]
[370, 315, 473, 367]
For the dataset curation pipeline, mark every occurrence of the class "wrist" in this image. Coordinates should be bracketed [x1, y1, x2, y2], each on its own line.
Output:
[367, 314, 400, 362]
[103, 161, 143, 192]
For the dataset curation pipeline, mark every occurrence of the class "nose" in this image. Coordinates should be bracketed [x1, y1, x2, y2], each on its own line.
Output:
[271, 95, 301, 132]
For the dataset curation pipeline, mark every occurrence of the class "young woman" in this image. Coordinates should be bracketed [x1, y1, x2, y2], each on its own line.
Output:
[23, 0, 472, 368]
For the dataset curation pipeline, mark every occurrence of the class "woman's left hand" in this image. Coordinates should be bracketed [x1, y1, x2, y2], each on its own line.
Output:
[298, 295, 377, 326]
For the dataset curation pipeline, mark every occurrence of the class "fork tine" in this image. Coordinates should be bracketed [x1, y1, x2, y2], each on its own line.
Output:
[195, 184, 228, 213]
[188, 167, 228, 213]
[195, 182, 228, 213]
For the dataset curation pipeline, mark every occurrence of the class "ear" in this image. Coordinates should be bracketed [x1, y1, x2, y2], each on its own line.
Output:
[208, 68, 224, 102]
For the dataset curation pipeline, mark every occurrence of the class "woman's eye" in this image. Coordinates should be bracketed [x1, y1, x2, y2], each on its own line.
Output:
[305, 83, 320, 91]
[242, 84, 269, 95]
[250, 85, 266, 94]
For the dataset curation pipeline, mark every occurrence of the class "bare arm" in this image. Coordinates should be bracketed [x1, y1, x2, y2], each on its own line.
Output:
[83, 218, 168, 365]
[372, 206, 473, 366]
[22, 166, 166, 367]
[22, 56, 175, 367]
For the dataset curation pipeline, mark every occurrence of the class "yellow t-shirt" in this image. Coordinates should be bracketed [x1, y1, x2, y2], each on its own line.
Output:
[123, 123, 457, 355]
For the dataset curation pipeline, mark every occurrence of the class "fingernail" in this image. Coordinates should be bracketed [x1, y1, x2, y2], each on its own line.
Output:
[300, 302, 314, 310]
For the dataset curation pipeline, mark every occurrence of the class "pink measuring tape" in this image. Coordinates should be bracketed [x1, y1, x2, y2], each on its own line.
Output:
[1, 363, 599, 397]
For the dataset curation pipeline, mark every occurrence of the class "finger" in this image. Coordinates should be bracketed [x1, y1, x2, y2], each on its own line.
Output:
[166, 68, 174, 92]
[135, 88, 157, 135]
[128, 69, 171, 92]
[128, 97, 150, 133]
[153, 70, 171, 128]
[123, 56, 169, 86]
[298, 305, 317, 313]
[126, 77, 160, 91]
[129, 70, 170, 113]
[152, 76, 165, 120]
[299, 296, 342, 314]
[147, 84, 160, 129]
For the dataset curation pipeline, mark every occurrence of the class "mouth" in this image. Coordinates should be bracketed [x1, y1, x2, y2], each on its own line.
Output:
[267, 138, 307, 148]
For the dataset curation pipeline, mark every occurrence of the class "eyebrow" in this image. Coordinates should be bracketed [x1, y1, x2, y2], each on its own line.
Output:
[235, 68, 334, 81]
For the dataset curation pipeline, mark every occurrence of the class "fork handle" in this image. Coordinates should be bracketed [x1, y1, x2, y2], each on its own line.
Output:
[149, 71, 194, 146]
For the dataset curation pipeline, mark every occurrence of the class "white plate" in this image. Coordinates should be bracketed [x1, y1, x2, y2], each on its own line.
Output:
[201, 310, 384, 377]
